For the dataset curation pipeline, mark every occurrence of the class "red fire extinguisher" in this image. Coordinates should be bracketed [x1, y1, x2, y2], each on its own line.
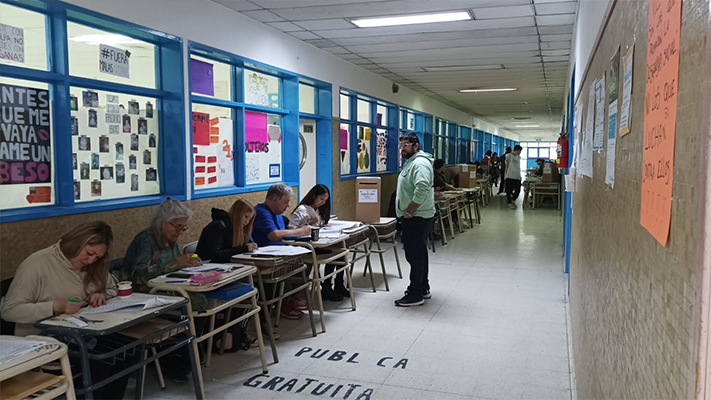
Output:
[557, 133, 569, 168]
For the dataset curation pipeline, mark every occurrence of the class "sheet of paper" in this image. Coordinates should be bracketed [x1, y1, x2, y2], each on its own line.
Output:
[0, 339, 47, 364]
[619, 45, 634, 137]
[580, 84, 595, 178]
[81, 296, 178, 315]
[99, 44, 130, 79]
[593, 74, 606, 151]
[251, 245, 311, 256]
[182, 263, 238, 273]
[565, 167, 576, 193]
[358, 189, 378, 203]
[0, 23, 24, 63]
[641, 0, 681, 246]
[606, 101, 618, 188]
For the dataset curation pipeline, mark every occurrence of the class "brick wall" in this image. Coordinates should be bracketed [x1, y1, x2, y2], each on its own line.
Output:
[569, 0, 710, 399]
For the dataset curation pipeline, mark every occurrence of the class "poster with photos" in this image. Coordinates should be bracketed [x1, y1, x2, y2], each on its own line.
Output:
[70, 87, 159, 202]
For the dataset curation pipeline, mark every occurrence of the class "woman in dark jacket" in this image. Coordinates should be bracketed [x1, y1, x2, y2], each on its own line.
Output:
[196, 199, 257, 262]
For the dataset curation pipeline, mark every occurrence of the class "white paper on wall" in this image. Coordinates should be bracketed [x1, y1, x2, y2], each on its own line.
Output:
[605, 100, 618, 188]
[246, 153, 260, 184]
[216, 118, 234, 187]
[580, 85, 595, 178]
[0, 23, 24, 63]
[593, 74, 606, 151]
[99, 44, 130, 79]
[619, 45, 635, 137]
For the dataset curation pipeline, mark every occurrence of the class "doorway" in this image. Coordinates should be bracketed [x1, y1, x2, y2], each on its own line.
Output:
[299, 118, 317, 200]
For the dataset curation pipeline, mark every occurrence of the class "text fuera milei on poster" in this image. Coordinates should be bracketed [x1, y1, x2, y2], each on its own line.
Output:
[0, 84, 52, 185]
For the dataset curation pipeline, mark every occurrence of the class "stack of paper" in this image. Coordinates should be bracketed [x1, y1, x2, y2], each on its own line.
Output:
[251, 246, 311, 256]
[81, 296, 179, 315]
[182, 263, 242, 274]
[0, 339, 47, 364]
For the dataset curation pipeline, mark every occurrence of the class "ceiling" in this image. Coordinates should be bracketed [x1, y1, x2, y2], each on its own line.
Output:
[210, 0, 578, 140]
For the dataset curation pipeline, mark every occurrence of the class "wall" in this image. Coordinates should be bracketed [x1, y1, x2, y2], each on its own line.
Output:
[0, 188, 300, 280]
[567, 0, 614, 99]
[60, 0, 509, 135]
[568, 1, 710, 399]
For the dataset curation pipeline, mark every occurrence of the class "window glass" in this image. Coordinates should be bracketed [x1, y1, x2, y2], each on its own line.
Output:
[357, 99, 370, 123]
[244, 69, 280, 108]
[245, 111, 282, 184]
[190, 55, 232, 101]
[340, 94, 350, 120]
[356, 125, 371, 173]
[528, 148, 537, 158]
[376, 104, 387, 126]
[0, 78, 54, 209]
[0, 4, 47, 71]
[67, 22, 156, 89]
[550, 146, 557, 159]
[70, 86, 159, 202]
[339, 123, 350, 174]
[406, 112, 414, 130]
[539, 148, 550, 159]
[299, 84, 316, 114]
[437, 136, 443, 159]
[375, 128, 387, 172]
[191, 104, 233, 189]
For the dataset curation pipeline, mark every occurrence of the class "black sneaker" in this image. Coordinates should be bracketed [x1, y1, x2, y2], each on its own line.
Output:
[394, 293, 424, 307]
[321, 286, 344, 302]
[404, 289, 432, 299]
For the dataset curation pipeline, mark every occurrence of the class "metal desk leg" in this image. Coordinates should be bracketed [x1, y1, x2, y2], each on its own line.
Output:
[204, 314, 216, 367]
[248, 275, 269, 373]
[311, 261, 327, 333]
[186, 336, 204, 400]
[255, 273, 279, 363]
[301, 268, 317, 337]
[345, 262, 357, 311]
[135, 347, 147, 400]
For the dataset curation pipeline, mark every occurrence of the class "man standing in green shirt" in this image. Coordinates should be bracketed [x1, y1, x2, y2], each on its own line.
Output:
[395, 133, 435, 307]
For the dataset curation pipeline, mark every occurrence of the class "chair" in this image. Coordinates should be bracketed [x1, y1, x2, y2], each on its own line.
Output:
[1, 277, 15, 335]
[367, 219, 403, 282]
[182, 241, 198, 255]
[345, 225, 380, 292]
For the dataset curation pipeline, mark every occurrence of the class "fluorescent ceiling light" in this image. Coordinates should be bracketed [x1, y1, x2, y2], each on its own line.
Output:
[350, 11, 471, 28]
[69, 34, 141, 46]
[515, 125, 540, 128]
[423, 64, 503, 72]
[459, 88, 517, 93]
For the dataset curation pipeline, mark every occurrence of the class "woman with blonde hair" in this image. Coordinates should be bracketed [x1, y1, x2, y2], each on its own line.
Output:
[196, 199, 258, 262]
[2, 221, 116, 335]
[1, 221, 132, 399]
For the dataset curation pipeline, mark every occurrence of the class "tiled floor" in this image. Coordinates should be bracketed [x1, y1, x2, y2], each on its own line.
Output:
[140, 194, 571, 400]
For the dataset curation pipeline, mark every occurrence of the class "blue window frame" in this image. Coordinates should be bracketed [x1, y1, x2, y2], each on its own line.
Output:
[0, 0, 185, 223]
[188, 42, 332, 198]
[458, 125, 472, 163]
[339, 89, 397, 179]
[397, 108, 431, 168]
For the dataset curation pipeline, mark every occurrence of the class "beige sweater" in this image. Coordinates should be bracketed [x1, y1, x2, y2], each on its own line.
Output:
[2, 243, 116, 336]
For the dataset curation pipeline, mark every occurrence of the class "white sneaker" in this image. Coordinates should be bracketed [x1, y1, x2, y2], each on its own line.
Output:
[508, 203, 517, 209]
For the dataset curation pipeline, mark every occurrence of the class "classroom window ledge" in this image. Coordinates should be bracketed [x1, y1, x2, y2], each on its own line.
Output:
[339, 171, 398, 181]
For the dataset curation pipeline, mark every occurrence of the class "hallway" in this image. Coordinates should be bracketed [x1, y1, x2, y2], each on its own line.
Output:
[142, 197, 571, 400]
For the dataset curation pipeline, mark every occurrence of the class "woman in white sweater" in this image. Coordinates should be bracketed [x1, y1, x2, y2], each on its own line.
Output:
[290, 185, 349, 301]
[2, 221, 116, 335]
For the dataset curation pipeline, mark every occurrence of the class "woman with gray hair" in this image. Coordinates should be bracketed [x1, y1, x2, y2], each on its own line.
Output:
[123, 198, 205, 382]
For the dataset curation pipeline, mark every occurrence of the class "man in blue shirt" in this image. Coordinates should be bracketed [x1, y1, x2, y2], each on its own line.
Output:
[253, 183, 311, 247]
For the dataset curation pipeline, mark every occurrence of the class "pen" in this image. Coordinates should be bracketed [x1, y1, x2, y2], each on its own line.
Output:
[166, 280, 189, 283]
[68, 297, 82, 303]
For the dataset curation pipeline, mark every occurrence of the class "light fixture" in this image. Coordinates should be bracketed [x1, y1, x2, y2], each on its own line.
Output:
[423, 64, 503, 72]
[350, 11, 471, 28]
[69, 34, 141, 46]
[515, 125, 540, 128]
[458, 88, 517, 93]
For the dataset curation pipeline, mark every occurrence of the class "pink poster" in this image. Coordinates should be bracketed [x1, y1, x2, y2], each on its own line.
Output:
[340, 128, 348, 150]
[245, 111, 268, 145]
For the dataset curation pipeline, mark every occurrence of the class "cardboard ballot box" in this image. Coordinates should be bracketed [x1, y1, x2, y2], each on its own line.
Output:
[355, 177, 381, 223]
[542, 162, 560, 183]
[456, 164, 478, 188]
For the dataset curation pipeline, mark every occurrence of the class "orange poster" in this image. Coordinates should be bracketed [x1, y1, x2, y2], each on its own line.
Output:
[641, 0, 682, 246]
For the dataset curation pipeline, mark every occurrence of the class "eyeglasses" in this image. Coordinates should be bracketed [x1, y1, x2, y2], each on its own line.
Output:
[399, 142, 415, 149]
[169, 222, 189, 232]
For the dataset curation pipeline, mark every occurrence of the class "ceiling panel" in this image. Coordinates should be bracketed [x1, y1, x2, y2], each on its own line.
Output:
[213, 0, 577, 139]
[269, 0, 530, 20]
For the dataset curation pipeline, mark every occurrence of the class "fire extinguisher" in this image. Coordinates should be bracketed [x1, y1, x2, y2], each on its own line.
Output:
[557, 133, 569, 168]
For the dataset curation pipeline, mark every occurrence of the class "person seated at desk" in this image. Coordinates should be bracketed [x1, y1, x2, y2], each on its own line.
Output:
[196, 199, 258, 263]
[433, 159, 458, 192]
[289, 184, 349, 302]
[1, 221, 131, 400]
[535, 158, 545, 176]
[123, 198, 204, 383]
[253, 183, 311, 320]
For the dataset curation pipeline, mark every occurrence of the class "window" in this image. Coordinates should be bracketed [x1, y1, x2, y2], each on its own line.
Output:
[189, 51, 290, 192]
[0, 3, 47, 71]
[339, 90, 396, 177]
[299, 84, 316, 114]
[1, 1, 184, 221]
[71, 87, 159, 202]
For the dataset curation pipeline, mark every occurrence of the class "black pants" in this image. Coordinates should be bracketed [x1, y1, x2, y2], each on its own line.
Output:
[401, 217, 433, 295]
[498, 169, 506, 193]
[505, 178, 521, 203]
[323, 263, 346, 289]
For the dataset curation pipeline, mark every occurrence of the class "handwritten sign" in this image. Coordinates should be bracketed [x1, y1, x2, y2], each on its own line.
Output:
[247, 72, 269, 107]
[192, 112, 210, 146]
[0, 23, 24, 63]
[641, 0, 682, 246]
[593, 74, 606, 151]
[619, 46, 635, 136]
[0, 84, 52, 184]
[99, 44, 130, 79]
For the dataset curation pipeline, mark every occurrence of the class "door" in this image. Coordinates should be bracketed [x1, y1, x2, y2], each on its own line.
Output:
[299, 118, 317, 200]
